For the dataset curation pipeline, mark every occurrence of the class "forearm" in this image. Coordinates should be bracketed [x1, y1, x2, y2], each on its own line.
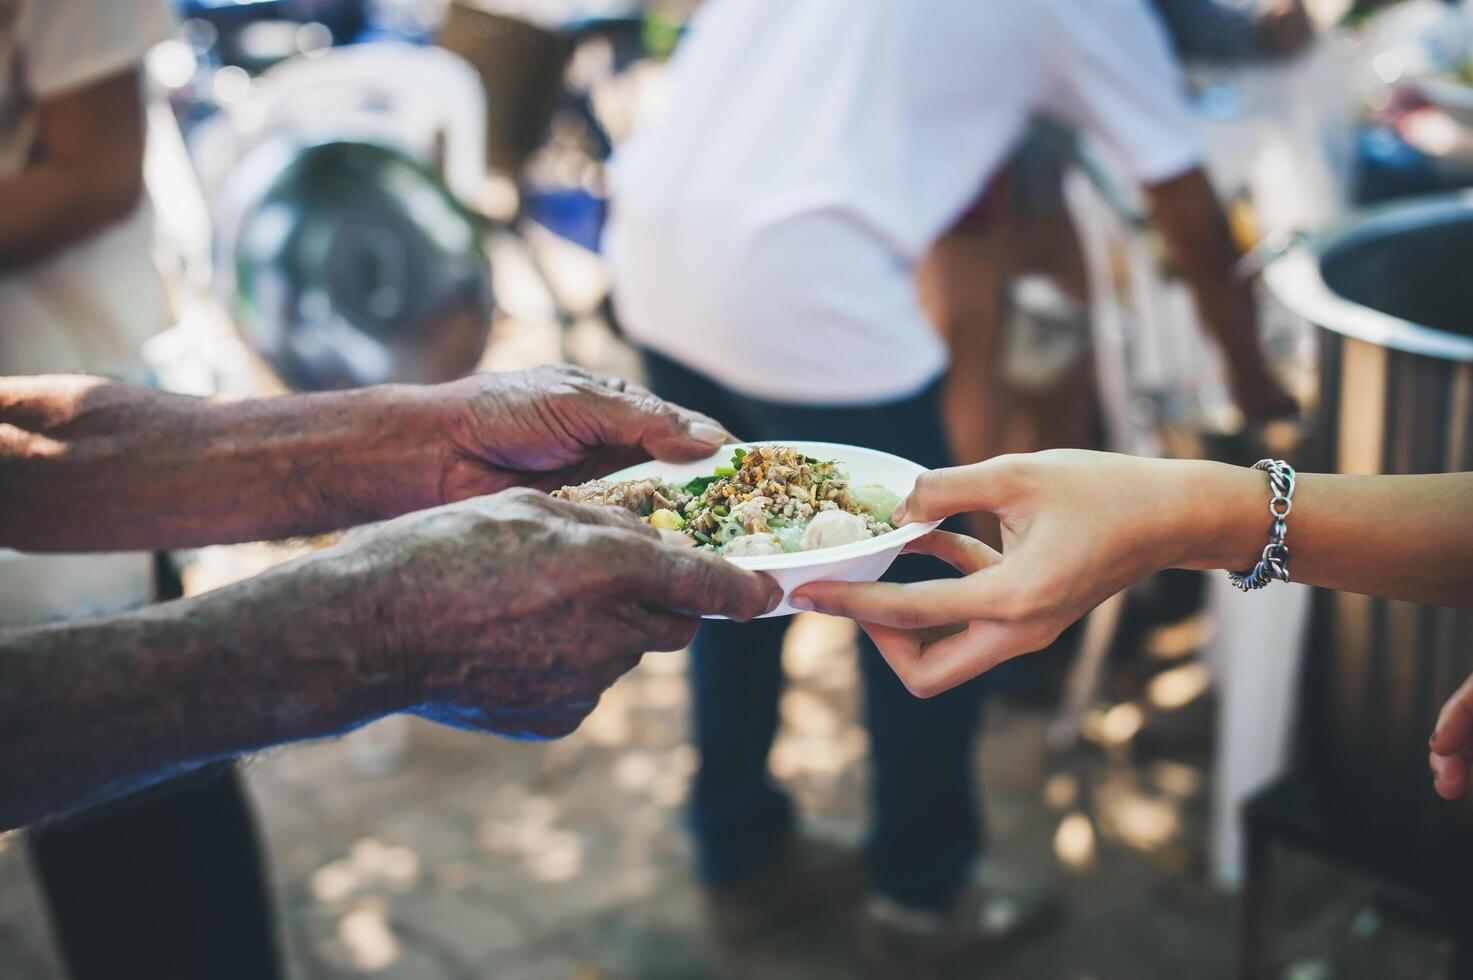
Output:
[1175, 461, 1473, 606]
[0, 68, 150, 273]
[1147, 171, 1271, 380]
[0, 376, 448, 551]
[0, 162, 140, 273]
[0, 550, 394, 830]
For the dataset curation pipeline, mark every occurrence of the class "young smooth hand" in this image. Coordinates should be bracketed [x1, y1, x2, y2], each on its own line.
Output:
[790, 450, 1260, 698]
[1431, 674, 1473, 800]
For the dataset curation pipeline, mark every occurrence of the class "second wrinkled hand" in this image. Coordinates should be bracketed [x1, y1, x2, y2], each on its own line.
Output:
[337, 489, 782, 739]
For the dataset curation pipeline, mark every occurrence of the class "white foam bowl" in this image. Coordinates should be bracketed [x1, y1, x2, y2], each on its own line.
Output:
[601, 441, 940, 618]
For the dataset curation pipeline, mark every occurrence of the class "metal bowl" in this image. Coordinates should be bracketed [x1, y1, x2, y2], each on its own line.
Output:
[1262, 192, 1473, 885]
[1264, 190, 1473, 362]
[230, 139, 494, 391]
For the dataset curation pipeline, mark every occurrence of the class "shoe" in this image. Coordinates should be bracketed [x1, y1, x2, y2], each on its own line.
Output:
[703, 832, 868, 955]
[859, 878, 1063, 978]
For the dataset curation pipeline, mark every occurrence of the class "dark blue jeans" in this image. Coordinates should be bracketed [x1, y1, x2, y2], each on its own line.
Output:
[642, 350, 987, 911]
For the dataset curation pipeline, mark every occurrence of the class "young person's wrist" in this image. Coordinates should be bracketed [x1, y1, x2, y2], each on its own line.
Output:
[1164, 460, 1275, 573]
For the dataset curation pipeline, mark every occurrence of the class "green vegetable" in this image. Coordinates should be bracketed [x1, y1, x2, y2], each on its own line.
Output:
[851, 483, 903, 526]
[682, 475, 718, 496]
[775, 525, 806, 553]
[715, 465, 737, 478]
[733, 448, 748, 462]
[712, 504, 729, 517]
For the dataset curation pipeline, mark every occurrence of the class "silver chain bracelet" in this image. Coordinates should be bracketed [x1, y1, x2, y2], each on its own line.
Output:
[1228, 458, 1296, 592]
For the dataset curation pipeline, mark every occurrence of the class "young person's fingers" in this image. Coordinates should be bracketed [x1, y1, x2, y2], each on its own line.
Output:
[1430, 672, 1473, 758]
[861, 618, 1050, 699]
[896, 458, 1026, 524]
[901, 531, 1002, 575]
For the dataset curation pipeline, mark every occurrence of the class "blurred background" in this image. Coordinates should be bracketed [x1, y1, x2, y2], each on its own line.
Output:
[1, 0, 1472, 977]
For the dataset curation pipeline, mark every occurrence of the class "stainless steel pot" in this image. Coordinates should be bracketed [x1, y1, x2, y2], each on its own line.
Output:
[226, 139, 495, 392]
[1263, 192, 1473, 885]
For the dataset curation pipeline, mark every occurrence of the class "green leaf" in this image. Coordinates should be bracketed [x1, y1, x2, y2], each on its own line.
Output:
[681, 475, 718, 496]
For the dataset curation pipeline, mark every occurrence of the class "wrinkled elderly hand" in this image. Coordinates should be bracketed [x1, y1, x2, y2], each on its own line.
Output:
[1431, 674, 1473, 800]
[791, 450, 1252, 698]
[346, 489, 780, 738]
[436, 365, 733, 501]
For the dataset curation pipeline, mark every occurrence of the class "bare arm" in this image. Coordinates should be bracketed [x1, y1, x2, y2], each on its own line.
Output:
[1144, 169, 1297, 419]
[0, 549, 383, 828]
[794, 451, 1473, 697]
[0, 70, 148, 272]
[1178, 464, 1473, 606]
[0, 375, 448, 551]
[0, 367, 732, 553]
[794, 452, 1473, 799]
[0, 491, 782, 830]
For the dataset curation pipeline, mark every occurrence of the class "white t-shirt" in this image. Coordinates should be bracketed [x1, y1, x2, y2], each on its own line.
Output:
[606, 0, 1203, 405]
[0, 0, 174, 382]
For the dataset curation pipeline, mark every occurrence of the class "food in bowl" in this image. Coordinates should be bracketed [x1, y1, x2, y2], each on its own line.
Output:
[552, 444, 902, 556]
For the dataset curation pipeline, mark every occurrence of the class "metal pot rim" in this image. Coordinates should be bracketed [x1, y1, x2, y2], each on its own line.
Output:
[1263, 191, 1473, 363]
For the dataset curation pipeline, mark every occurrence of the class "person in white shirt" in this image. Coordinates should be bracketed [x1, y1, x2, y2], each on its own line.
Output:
[0, 2, 281, 977]
[605, 0, 1293, 965]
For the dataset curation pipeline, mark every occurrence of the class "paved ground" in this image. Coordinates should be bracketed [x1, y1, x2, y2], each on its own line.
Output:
[0, 610, 1455, 979]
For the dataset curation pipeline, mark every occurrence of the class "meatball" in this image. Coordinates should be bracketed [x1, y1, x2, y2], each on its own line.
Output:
[551, 478, 682, 514]
[724, 534, 785, 557]
[800, 510, 873, 551]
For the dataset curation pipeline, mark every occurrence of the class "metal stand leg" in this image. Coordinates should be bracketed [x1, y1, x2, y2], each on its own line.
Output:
[1449, 932, 1473, 980]
[1240, 821, 1276, 980]
[1046, 589, 1128, 751]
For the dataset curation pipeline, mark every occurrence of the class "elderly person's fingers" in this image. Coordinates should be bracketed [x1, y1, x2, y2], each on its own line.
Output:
[638, 546, 783, 622]
[578, 371, 734, 462]
[632, 610, 702, 653]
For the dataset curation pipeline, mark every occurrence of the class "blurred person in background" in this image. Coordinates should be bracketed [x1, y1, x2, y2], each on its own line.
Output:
[0, 367, 779, 834]
[605, 0, 1293, 970]
[923, 0, 1312, 510]
[0, 1, 287, 977]
[1155, 0, 1314, 62]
